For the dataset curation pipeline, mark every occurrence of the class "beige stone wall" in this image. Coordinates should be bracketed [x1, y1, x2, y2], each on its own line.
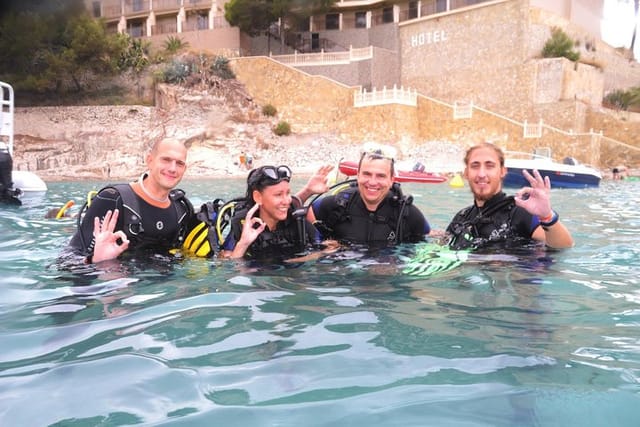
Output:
[399, 0, 529, 110]
[371, 47, 401, 89]
[229, 56, 355, 133]
[398, 0, 604, 119]
[415, 96, 603, 166]
[317, 23, 400, 52]
[588, 109, 640, 167]
[530, 6, 640, 93]
[533, 58, 603, 106]
[288, 47, 399, 89]
[229, 52, 640, 168]
[229, 56, 421, 142]
[147, 27, 241, 56]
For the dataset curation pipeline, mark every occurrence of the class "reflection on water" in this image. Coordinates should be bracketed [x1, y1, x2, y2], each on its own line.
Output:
[1, 179, 640, 426]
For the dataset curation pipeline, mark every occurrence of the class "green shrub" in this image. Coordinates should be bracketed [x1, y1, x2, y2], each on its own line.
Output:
[604, 87, 640, 111]
[542, 27, 580, 62]
[210, 56, 235, 80]
[273, 121, 291, 136]
[161, 59, 194, 83]
[604, 90, 632, 110]
[262, 104, 277, 117]
[164, 36, 189, 54]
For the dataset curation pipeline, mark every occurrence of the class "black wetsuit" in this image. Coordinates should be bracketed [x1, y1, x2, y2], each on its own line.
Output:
[311, 187, 430, 246]
[0, 147, 21, 205]
[68, 184, 198, 259]
[223, 204, 319, 260]
[446, 192, 539, 250]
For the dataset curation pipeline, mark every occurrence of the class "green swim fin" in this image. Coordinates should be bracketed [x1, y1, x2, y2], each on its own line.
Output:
[403, 243, 469, 277]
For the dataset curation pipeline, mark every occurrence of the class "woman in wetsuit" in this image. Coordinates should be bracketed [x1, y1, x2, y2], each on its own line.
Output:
[222, 165, 333, 260]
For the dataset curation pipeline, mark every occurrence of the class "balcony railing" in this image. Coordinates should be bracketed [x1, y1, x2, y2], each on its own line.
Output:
[153, 21, 178, 35]
[183, 0, 211, 10]
[124, 0, 150, 15]
[153, 0, 182, 13]
[103, 4, 122, 19]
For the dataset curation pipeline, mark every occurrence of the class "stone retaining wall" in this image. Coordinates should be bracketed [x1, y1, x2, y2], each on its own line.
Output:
[230, 54, 637, 168]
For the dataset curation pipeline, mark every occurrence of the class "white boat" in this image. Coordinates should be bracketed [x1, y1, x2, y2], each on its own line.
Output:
[504, 148, 601, 189]
[1, 81, 47, 203]
[11, 170, 47, 193]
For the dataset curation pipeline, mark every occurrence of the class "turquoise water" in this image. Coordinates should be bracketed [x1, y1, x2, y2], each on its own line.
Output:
[1, 178, 639, 426]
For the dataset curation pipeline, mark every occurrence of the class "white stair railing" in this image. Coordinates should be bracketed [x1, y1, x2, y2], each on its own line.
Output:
[354, 85, 418, 107]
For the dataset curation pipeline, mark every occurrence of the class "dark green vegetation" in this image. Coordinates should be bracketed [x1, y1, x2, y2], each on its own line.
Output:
[604, 87, 640, 111]
[0, 0, 147, 105]
[273, 121, 291, 136]
[0, 0, 233, 106]
[542, 27, 580, 62]
[0, 0, 298, 107]
[262, 104, 277, 117]
[158, 54, 235, 85]
[224, 0, 335, 37]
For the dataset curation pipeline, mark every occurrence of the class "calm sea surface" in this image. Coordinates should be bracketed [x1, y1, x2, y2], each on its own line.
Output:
[1, 177, 639, 426]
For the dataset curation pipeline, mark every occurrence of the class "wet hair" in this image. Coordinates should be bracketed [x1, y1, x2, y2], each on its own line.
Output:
[464, 142, 505, 167]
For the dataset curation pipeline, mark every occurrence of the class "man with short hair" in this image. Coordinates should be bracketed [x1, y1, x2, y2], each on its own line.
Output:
[68, 138, 211, 263]
[309, 143, 430, 246]
[446, 142, 573, 250]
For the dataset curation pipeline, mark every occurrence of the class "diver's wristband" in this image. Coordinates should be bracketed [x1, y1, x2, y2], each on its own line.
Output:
[539, 210, 559, 229]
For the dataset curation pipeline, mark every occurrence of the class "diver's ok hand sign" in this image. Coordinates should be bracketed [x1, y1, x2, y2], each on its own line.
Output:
[240, 203, 267, 244]
[514, 169, 553, 218]
[228, 203, 267, 259]
[91, 209, 130, 263]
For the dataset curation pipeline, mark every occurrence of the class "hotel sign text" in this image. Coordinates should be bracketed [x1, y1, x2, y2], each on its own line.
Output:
[410, 30, 447, 47]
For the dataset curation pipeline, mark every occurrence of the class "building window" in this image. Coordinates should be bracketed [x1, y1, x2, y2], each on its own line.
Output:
[408, 1, 418, 19]
[128, 22, 144, 37]
[297, 17, 310, 32]
[326, 13, 339, 30]
[133, 0, 143, 12]
[197, 13, 208, 30]
[92, 1, 101, 17]
[382, 7, 393, 23]
[436, 0, 447, 13]
[355, 11, 366, 28]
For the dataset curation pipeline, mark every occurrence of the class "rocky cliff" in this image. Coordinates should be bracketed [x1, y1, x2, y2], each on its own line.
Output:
[12, 82, 357, 181]
[13, 80, 468, 182]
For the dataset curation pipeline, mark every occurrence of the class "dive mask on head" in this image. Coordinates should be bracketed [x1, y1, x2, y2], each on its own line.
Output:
[360, 142, 397, 161]
[248, 165, 292, 188]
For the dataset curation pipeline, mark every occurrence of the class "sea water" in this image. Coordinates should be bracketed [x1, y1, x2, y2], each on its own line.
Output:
[1, 178, 639, 426]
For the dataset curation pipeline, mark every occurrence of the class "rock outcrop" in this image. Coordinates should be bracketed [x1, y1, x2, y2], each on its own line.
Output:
[13, 81, 467, 181]
[12, 83, 355, 181]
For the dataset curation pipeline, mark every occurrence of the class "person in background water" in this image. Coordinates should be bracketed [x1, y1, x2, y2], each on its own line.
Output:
[222, 164, 335, 260]
[67, 138, 212, 263]
[446, 142, 574, 250]
[612, 167, 620, 180]
[308, 142, 431, 246]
